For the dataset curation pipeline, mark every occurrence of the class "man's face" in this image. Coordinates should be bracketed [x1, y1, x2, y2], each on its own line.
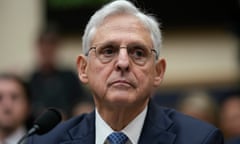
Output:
[78, 14, 165, 108]
[0, 79, 28, 132]
[37, 43, 57, 69]
[220, 97, 240, 138]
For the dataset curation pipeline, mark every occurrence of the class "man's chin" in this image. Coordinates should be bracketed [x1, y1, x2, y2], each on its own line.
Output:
[106, 95, 136, 107]
[0, 124, 16, 133]
[0, 120, 18, 129]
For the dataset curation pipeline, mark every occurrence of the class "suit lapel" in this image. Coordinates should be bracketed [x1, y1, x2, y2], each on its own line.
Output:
[60, 111, 95, 144]
[138, 100, 176, 144]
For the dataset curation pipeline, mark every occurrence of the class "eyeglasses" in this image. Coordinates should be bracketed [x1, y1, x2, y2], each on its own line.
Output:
[85, 43, 157, 66]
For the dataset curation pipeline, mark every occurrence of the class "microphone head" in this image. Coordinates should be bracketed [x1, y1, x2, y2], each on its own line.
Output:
[34, 108, 62, 135]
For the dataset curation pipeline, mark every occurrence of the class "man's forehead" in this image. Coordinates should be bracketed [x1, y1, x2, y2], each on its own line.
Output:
[0, 79, 23, 92]
[92, 14, 152, 47]
[99, 14, 148, 32]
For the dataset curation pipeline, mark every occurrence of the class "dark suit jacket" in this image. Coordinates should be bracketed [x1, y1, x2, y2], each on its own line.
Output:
[226, 137, 240, 144]
[27, 100, 224, 144]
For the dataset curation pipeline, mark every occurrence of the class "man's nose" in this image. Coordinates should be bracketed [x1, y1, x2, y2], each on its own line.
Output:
[115, 48, 130, 72]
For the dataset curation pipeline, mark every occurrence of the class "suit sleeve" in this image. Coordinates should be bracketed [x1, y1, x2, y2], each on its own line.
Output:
[203, 128, 224, 144]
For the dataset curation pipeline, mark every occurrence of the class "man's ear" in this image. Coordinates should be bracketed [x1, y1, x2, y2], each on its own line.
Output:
[154, 58, 166, 87]
[77, 55, 89, 84]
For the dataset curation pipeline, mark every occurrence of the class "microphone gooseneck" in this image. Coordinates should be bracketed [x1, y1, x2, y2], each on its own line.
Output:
[17, 108, 62, 144]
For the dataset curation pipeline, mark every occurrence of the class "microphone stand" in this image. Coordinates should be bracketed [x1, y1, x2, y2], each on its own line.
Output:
[17, 125, 40, 144]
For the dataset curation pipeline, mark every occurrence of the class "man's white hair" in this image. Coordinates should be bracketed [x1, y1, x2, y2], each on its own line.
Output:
[82, 0, 162, 59]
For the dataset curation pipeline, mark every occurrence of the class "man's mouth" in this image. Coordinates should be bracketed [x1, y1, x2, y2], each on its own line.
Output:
[110, 80, 134, 88]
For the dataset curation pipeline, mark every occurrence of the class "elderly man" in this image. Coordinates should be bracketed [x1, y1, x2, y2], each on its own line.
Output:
[27, 0, 224, 143]
[0, 74, 30, 144]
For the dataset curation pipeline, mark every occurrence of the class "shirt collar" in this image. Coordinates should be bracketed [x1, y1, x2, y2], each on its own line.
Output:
[4, 126, 26, 144]
[95, 105, 148, 144]
[95, 109, 114, 144]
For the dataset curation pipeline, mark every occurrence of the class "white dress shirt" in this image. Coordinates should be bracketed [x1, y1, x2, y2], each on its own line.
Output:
[95, 105, 148, 144]
[0, 126, 26, 144]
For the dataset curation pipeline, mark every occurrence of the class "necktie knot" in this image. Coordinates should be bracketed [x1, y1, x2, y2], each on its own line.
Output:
[107, 132, 128, 144]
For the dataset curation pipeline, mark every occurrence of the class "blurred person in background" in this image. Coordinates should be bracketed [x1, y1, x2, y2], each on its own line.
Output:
[177, 90, 219, 126]
[0, 73, 31, 144]
[28, 26, 92, 120]
[220, 95, 240, 144]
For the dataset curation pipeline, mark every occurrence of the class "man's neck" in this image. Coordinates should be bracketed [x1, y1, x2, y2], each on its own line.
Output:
[96, 99, 149, 131]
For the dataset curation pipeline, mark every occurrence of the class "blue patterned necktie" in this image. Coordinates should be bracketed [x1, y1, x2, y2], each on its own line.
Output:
[107, 132, 128, 144]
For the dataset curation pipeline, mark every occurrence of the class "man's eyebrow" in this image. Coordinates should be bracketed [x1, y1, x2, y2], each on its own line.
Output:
[127, 42, 148, 48]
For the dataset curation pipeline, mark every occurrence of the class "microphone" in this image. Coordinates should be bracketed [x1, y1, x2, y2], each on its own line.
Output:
[17, 108, 62, 144]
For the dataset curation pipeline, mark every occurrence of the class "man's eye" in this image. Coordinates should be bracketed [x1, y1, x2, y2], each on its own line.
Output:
[99, 46, 116, 57]
[131, 48, 146, 59]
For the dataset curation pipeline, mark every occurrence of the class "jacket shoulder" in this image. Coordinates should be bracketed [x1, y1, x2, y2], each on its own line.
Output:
[162, 107, 224, 144]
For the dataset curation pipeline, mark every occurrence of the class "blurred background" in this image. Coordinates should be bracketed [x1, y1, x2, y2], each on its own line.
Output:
[0, 0, 239, 143]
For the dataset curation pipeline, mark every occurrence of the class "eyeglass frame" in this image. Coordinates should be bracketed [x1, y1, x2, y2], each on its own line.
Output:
[85, 43, 158, 66]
